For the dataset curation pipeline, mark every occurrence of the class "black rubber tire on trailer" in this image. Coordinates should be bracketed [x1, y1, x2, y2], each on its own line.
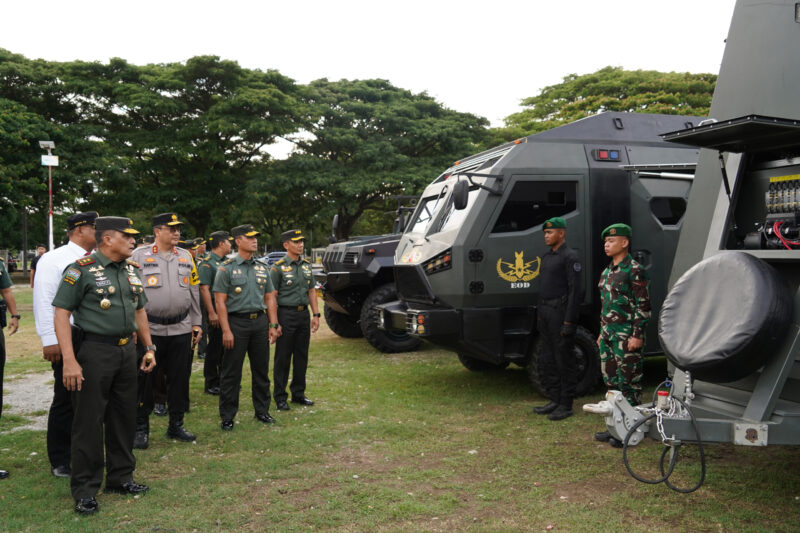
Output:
[323, 303, 363, 338]
[526, 326, 601, 397]
[659, 252, 792, 383]
[457, 353, 510, 372]
[359, 283, 422, 353]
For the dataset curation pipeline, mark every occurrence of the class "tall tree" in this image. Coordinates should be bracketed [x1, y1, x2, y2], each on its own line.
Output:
[256, 79, 489, 240]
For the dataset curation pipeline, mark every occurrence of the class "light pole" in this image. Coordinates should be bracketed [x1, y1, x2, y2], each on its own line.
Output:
[39, 140, 58, 251]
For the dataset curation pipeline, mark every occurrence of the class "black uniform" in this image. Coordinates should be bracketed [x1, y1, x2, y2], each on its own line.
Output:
[537, 243, 582, 409]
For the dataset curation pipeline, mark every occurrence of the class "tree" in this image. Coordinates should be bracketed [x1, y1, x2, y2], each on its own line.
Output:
[503, 67, 716, 136]
[256, 79, 489, 240]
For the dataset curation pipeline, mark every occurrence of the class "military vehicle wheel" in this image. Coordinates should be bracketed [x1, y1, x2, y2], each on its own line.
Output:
[526, 327, 600, 397]
[323, 303, 363, 338]
[360, 284, 422, 353]
[457, 353, 510, 372]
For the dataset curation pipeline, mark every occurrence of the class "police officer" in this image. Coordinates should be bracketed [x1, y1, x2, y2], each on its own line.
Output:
[199, 231, 233, 395]
[213, 224, 279, 430]
[0, 254, 20, 480]
[131, 213, 202, 448]
[52, 216, 157, 514]
[33, 211, 98, 478]
[594, 223, 651, 448]
[271, 229, 319, 411]
[532, 217, 582, 421]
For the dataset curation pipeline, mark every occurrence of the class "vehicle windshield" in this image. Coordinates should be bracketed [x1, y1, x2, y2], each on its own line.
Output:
[407, 190, 447, 235]
[437, 187, 480, 233]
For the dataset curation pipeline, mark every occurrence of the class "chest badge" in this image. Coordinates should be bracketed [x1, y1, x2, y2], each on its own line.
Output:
[100, 298, 112, 310]
[108, 286, 116, 294]
[497, 251, 541, 288]
[235, 287, 243, 294]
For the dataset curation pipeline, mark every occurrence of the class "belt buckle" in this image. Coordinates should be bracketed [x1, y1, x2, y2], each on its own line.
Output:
[118, 337, 129, 346]
[297, 306, 303, 311]
[249, 313, 258, 319]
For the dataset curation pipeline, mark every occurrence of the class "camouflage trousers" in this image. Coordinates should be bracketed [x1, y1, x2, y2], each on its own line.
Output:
[599, 326, 643, 405]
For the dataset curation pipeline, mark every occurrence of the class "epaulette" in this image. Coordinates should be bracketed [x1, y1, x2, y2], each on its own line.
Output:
[302, 258, 310, 263]
[274, 259, 285, 265]
[126, 259, 140, 268]
[222, 258, 234, 265]
[77, 256, 96, 266]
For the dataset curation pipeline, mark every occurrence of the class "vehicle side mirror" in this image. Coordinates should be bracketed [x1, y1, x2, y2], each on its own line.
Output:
[453, 180, 469, 210]
[329, 214, 339, 244]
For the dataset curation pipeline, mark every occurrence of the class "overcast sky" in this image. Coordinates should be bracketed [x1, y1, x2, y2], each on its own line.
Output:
[2, 0, 736, 127]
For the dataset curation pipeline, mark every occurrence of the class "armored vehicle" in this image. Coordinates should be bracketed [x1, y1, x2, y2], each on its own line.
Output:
[376, 112, 700, 395]
[316, 204, 422, 353]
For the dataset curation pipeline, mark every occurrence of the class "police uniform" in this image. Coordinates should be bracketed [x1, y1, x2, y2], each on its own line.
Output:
[271, 229, 318, 410]
[52, 216, 152, 512]
[130, 213, 201, 447]
[212, 224, 278, 429]
[0, 255, 21, 480]
[533, 217, 582, 421]
[199, 231, 233, 394]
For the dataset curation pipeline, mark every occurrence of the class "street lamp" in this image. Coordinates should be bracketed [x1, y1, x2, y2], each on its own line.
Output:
[39, 140, 57, 251]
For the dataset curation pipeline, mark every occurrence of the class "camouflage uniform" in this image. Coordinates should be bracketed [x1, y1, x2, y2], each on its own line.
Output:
[598, 253, 650, 405]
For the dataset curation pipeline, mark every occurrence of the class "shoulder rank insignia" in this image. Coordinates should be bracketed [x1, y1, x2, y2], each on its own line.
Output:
[77, 256, 96, 266]
[302, 258, 310, 264]
[274, 259, 285, 265]
[222, 258, 234, 265]
[126, 259, 140, 268]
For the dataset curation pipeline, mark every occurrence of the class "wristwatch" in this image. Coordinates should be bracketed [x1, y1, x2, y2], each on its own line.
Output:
[312, 313, 321, 317]
[269, 323, 279, 329]
[10, 314, 20, 319]
[145, 344, 157, 352]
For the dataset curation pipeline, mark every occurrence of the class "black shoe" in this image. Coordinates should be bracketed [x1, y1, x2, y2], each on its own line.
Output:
[133, 430, 149, 450]
[547, 406, 574, 421]
[221, 419, 234, 431]
[0, 469, 8, 480]
[198, 353, 206, 360]
[74, 497, 98, 515]
[608, 437, 624, 448]
[291, 396, 314, 406]
[533, 401, 558, 415]
[104, 480, 150, 495]
[255, 413, 276, 424]
[205, 386, 221, 396]
[166, 422, 196, 442]
[153, 403, 167, 417]
[594, 430, 612, 442]
[275, 401, 290, 411]
[52, 465, 72, 478]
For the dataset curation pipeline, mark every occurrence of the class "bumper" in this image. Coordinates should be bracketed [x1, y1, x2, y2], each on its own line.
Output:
[375, 300, 460, 338]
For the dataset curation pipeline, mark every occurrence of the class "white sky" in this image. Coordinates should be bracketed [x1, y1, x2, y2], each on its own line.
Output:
[2, 0, 736, 127]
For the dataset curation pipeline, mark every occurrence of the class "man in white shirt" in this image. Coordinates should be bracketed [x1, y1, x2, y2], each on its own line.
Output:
[33, 211, 98, 478]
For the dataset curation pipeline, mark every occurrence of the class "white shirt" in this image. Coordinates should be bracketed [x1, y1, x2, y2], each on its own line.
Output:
[33, 241, 92, 347]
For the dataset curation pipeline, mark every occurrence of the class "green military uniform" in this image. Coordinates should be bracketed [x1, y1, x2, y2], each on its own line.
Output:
[0, 258, 12, 422]
[270, 251, 315, 405]
[213, 245, 276, 422]
[52, 242, 148, 501]
[598, 224, 651, 406]
[199, 249, 226, 390]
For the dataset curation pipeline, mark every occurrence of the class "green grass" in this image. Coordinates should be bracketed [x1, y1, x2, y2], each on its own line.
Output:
[1, 288, 799, 531]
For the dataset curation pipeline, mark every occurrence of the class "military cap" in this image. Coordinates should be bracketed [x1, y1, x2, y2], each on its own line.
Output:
[208, 231, 233, 248]
[281, 229, 305, 242]
[543, 217, 567, 229]
[95, 216, 139, 235]
[602, 223, 632, 239]
[232, 224, 259, 238]
[177, 238, 188, 248]
[152, 212, 184, 227]
[66, 211, 99, 230]
[190, 237, 206, 250]
[36, 243, 47, 249]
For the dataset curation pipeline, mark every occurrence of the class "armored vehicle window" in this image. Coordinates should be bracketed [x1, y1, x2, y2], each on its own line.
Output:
[438, 188, 480, 233]
[491, 181, 577, 233]
[408, 195, 444, 234]
[650, 197, 687, 226]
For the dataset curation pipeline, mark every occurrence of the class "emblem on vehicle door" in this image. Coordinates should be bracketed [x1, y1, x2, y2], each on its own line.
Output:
[496, 251, 541, 288]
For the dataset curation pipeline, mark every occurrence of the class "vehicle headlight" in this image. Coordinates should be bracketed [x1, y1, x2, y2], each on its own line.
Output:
[423, 248, 452, 275]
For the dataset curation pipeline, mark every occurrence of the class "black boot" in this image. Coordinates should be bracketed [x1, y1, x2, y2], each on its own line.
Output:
[547, 404, 574, 421]
[166, 419, 196, 442]
[594, 430, 612, 442]
[533, 401, 559, 415]
[133, 419, 149, 450]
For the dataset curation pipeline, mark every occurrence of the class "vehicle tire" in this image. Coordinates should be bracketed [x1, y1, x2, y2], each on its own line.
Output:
[526, 326, 601, 397]
[323, 303, 363, 338]
[360, 283, 422, 353]
[457, 353, 510, 372]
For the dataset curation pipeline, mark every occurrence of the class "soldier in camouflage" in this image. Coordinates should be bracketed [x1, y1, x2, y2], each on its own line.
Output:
[595, 223, 650, 448]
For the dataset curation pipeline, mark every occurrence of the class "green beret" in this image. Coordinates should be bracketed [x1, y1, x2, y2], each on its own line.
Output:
[543, 217, 566, 229]
[602, 223, 632, 239]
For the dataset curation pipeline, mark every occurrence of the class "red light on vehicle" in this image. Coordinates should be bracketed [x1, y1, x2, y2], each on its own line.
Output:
[417, 315, 425, 325]
[598, 150, 609, 160]
[454, 161, 461, 165]
[514, 139, 522, 144]
[366, 248, 376, 254]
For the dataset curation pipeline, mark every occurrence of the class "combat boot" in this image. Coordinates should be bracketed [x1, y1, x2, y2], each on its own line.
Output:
[594, 430, 612, 442]
[533, 401, 559, 415]
[133, 420, 149, 450]
[547, 404, 574, 421]
[166, 419, 196, 442]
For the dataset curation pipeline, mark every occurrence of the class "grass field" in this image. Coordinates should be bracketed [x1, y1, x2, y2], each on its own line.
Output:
[1, 285, 799, 532]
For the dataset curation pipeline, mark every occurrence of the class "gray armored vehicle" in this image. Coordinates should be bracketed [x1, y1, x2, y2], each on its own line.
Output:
[316, 205, 422, 353]
[376, 112, 700, 395]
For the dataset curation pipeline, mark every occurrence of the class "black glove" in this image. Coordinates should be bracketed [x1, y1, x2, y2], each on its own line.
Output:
[560, 323, 576, 337]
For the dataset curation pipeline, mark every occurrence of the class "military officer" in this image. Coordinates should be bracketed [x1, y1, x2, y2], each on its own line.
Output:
[188, 237, 208, 360]
[532, 217, 582, 422]
[52, 216, 157, 514]
[199, 231, 233, 395]
[130, 213, 202, 449]
[270, 229, 319, 411]
[594, 223, 651, 448]
[0, 254, 20, 480]
[212, 224, 279, 430]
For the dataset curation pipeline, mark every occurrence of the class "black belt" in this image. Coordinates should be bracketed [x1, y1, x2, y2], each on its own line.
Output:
[539, 296, 567, 307]
[229, 310, 266, 320]
[84, 333, 134, 347]
[148, 310, 190, 325]
[279, 305, 308, 311]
